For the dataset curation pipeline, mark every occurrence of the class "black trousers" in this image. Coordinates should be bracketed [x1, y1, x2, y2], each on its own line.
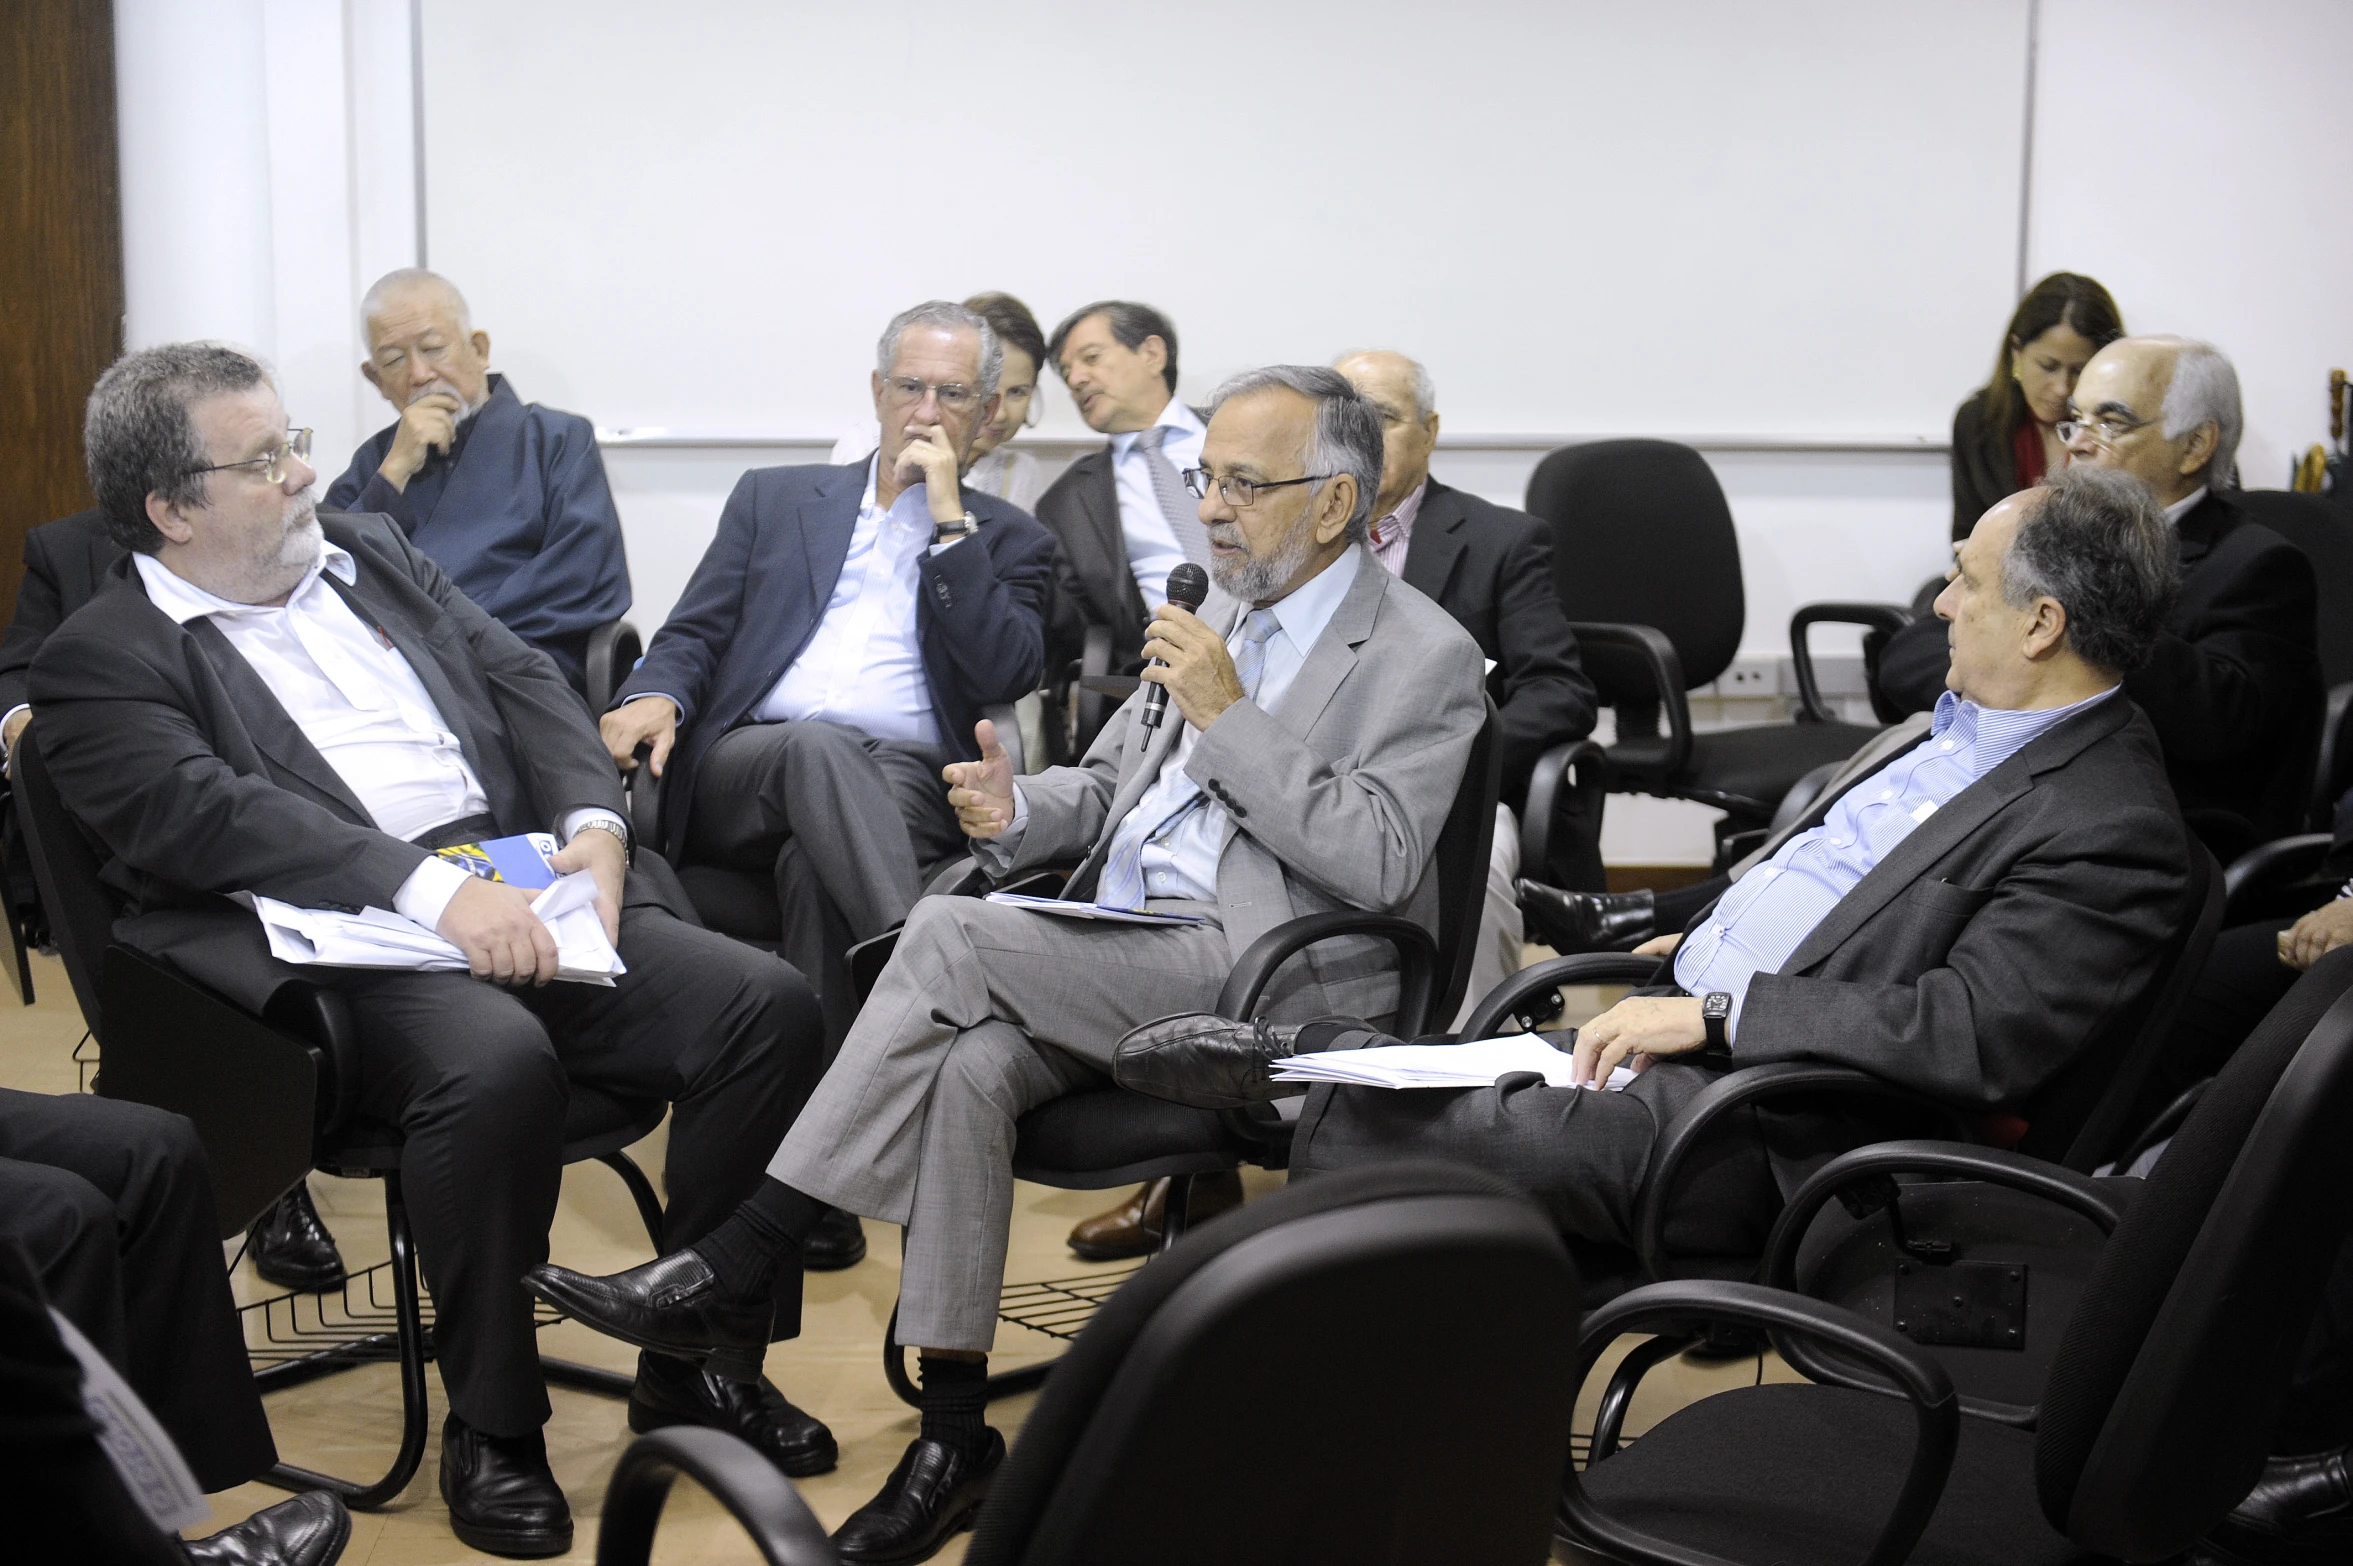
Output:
[322, 902, 821, 1436]
[0, 1087, 275, 1492]
[690, 719, 964, 1049]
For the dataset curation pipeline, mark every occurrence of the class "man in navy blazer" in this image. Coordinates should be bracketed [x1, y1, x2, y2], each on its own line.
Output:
[604, 301, 1056, 1047]
[324, 269, 632, 691]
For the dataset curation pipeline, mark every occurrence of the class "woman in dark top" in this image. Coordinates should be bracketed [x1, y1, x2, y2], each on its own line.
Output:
[1949, 272, 2124, 538]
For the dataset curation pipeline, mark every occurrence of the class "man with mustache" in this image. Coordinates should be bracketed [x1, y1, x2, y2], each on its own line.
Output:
[529, 366, 1487, 1562]
[32, 343, 829, 1557]
[324, 268, 632, 694]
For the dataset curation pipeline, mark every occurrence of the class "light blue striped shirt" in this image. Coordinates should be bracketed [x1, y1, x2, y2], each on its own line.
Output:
[1673, 685, 2117, 1041]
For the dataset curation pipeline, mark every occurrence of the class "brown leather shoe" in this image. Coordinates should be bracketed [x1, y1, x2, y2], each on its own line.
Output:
[1066, 1171, 1244, 1261]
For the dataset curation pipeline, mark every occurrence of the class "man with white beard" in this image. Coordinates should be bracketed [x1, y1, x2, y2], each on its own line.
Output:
[30, 343, 830, 1557]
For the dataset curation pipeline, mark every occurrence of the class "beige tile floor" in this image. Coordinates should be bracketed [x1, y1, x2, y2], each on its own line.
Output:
[0, 949, 1799, 1563]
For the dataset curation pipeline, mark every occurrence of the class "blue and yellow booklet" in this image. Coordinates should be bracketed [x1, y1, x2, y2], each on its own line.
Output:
[431, 832, 560, 890]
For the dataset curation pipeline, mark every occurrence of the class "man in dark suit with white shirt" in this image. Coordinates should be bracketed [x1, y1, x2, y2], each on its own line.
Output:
[32, 343, 830, 1557]
[600, 301, 1057, 1057]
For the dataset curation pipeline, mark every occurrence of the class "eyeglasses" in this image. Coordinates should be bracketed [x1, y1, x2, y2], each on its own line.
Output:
[188, 428, 313, 485]
[2056, 411, 2153, 447]
[882, 376, 985, 414]
[1180, 467, 1332, 508]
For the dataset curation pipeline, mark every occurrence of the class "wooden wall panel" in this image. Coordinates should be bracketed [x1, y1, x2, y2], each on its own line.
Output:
[0, 0, 122, 630]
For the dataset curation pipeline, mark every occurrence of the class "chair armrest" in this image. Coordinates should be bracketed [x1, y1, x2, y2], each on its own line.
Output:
[597, 1427, 837, 1566]
[1789, 602, 1913, 724]
[1458, 952, 1665, 1040]
[1634, 1062, 1974, 1281]
[1518, 740, 1610, 893]
[262, 980, 364, 1141]
[625, 745, 663, 852]
[584, 619, 643, 716]
[1069, 622, 1119, 753]
[1214, 911, 1439, 1035]
[2223, 832, 2335, 921]
[981, 702, 1025, 777]
[1558, 1280, 1957, 1566]
[1565, 621, 1692, 783]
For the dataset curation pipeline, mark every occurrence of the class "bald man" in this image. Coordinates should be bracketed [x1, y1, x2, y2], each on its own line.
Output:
[325, 269, 632, 691]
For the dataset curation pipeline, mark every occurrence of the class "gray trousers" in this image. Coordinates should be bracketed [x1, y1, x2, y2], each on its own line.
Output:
[690, 719, 965, 1048]
[768, 894, 1232, 1350]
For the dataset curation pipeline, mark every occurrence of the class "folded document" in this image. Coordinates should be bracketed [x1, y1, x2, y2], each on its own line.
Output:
[245, 869, 626, 986]
[983, 891, 1206, 926]
[1272, 1032, 1634, 1091]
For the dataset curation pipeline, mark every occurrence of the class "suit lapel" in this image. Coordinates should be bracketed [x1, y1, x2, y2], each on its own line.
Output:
[318, 568, 504, 804]
[1268, 547, 1383, 741]
[183, 619, 375, 824]
[801, 464, 866, 630]
[1400, 483, 1466, 602]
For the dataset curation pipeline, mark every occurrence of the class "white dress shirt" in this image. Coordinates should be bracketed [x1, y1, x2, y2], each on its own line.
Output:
[134, 547, 619, 933]
[2164, 486, 2210, 525]
[983, 547, 1364, 903]
[751, 457, 966, 744]
[1108, 398, 1207, 610]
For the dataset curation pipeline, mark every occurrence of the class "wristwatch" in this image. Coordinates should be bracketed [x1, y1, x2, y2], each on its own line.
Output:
[571, 818, 629, 852]
[933, 512, 980, 544]
[1699, 992, 1734, 1058]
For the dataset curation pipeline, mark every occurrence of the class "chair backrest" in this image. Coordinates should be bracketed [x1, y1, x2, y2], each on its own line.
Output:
[1427, 697, 1503, 1032]
[964, 1159, 1579, 1566]
[2017, 843, 2224, 1172]
[13, 730, 121, 1037]
[2235, 490, 2353, 686]
[2034, 947, 2353, 1558]
[1523, 438, 1745, 692]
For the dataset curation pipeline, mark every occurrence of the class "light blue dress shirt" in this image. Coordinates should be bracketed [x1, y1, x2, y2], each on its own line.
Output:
[1109, 399, 1208, 609]
[1673, 684, 2118, 1040]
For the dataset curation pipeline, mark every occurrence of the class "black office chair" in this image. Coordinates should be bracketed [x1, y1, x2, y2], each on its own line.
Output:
[584, 618, 643, 716]
[1555, 955, 2353, 1566]
[12, 730, 668, 1510]
[598, 1162, 1579, 1566]
[0, 786, 40, 1003]
[1522, 439, 1896, 860]
[853, 699, 1502, 1404]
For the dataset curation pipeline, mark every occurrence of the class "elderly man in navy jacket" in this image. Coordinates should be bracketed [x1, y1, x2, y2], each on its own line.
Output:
[325, 268, 632, 691]
[604, 301, 1056, 1052]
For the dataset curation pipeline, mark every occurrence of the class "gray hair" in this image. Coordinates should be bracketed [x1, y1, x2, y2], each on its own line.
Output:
[1206, 365, 1386, 541]
[2003, 465, 2180, 675]
[2152, 336, 2243, 490]
[361, 267, 472, 334]
[876, 300, 1002, 399]
[1334, 349, 1437, 421]
[84, 343, 275, 554]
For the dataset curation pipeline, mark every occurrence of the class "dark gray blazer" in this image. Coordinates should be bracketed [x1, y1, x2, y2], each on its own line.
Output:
[28, 513, 626, 1005]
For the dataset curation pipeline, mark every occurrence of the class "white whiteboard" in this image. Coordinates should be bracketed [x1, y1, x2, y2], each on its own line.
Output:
[420, 0, 2030, 441]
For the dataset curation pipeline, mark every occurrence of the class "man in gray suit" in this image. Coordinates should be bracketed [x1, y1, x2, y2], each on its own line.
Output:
[528, 366, 1487, 1561]
[1116, 467, 2198, 1261]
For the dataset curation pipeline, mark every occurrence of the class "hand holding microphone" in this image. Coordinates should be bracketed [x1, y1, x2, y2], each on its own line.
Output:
[1139, 563, 1248, 732]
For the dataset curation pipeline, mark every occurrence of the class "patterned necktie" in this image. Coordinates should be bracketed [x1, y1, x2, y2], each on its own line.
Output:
[1135, 425, 1215, 569]
[1094, 609, 1281, 910]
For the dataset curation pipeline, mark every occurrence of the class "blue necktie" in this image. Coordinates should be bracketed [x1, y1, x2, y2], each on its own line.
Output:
[1094, 610, 1280, 910]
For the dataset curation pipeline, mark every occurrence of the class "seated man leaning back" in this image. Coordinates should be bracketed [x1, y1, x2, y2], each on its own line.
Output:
[1116, 465, 2197, 1265]
[527, 365, 1489, 1563]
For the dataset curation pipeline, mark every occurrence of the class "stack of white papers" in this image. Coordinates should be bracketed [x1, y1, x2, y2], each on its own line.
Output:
[1271, 1033, 1634, 1092]
[244, 872, 627, 985]
[984, 891, 1206, 926]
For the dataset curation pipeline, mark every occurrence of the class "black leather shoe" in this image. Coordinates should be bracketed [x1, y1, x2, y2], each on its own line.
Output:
[629, 1351, 837, 1477]
[2191, 1444, 2353, 1563]
[524, 1250, 773, 1381]
[183, 1491, 352, 1565]
[833, 1430, 1006, 1564]
[1112, 1013, 1374, 1109]
[1516, 880, 1656, 954]
[800, 1205, 868, 1271]
[438, 1414, 572, 1558]
[246, 1185, 345, 1292]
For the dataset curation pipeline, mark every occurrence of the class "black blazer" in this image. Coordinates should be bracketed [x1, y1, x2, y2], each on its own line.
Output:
[1032, 444, 1145, 677]
[1399, 480, 1597, 808]
[29, 513, 622, 1000]
[618, 462, 1056, 860]
[1875, 490, 2323, 847]
[1950, 393, 2025, 542]
[0, 510, 123, 717]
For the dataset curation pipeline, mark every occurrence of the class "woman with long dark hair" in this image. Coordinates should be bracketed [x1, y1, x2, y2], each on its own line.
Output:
[1949, 272, 2123, 539]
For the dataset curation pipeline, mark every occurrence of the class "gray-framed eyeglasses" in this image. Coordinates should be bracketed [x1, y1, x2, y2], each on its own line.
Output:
[882, 376, 984, 414]
[2056, 412, 2153, 447]
[1181, 466, 1332, 508]
[187, 428, 313, 485]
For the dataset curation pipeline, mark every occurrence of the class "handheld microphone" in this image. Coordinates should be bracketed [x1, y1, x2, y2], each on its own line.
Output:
[1141, 562, 1210, 730]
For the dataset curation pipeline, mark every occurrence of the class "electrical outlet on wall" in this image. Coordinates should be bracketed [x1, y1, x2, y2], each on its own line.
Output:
[1717, 657, 1780, 695]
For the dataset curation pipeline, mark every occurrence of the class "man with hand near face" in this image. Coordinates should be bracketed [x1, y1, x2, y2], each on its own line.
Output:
[1111, 468, 2193, 1271]
[528, 366, 1486, 1561]
[33, 344, 827, 1557]
[324, 268, 632, 692]
[603, 301, 1056, 1054]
